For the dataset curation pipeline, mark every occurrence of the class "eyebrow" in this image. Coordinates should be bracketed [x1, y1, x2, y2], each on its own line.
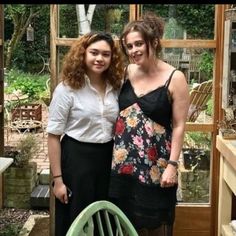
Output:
[126, 40, 144, 45]
[89, 48, 111, 53]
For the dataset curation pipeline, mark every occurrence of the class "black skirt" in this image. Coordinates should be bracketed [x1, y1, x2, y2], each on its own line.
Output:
[55, 134, 114, 236]
[109, 173, 177, 230]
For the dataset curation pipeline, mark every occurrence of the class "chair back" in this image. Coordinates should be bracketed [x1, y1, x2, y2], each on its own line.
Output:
[165, 54, 180, 69]
[187, 80, 213, 122]
[189, 55, 201, 71]
[66, 200, 138, 236]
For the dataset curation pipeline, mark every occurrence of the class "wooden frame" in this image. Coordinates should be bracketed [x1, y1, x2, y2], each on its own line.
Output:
[49, 4, 230, 236]
[0, 5, 4, 155]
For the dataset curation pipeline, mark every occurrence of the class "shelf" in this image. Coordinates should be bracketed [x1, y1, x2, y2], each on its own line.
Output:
[222, 224, 234, 236]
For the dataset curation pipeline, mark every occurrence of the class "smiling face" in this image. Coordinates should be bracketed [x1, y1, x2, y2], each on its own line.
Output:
[125, 31, 147, 65]
[85, 40, 112, 76]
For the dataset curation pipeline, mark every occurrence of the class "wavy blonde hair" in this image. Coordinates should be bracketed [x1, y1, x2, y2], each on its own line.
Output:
[61, 32, 124, 90]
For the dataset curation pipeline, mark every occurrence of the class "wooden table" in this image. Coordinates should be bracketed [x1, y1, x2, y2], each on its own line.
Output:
[0, 157, 13, 208]
[4, 93, 28, 103]
[216, 136, 236, 236]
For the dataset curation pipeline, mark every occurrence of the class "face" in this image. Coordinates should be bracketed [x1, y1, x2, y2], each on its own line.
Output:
[125, 31, 148, 65]
[85, 40, 112, 75]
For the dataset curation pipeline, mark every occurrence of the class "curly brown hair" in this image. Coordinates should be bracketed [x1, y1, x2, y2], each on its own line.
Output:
[120, 11, 164, 59]
[60, 32, 124, 90]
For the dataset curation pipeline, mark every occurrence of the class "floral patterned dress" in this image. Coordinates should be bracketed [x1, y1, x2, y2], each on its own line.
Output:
[109, 69, 178, 230]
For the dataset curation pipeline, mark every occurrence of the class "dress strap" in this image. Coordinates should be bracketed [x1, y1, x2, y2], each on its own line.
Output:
[165, 69, 177, 88]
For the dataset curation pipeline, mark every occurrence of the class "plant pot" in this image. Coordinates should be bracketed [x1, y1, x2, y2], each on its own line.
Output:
[219, 128, 236, 139]
[183, 148, 210, 170]
[3, 162, 38, 209]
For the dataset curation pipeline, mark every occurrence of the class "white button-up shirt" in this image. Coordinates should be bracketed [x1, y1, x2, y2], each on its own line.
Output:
[47, 76, 119, 143]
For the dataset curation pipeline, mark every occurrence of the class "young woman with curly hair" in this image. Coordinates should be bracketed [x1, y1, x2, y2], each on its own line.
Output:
[47, 32, 124, 236]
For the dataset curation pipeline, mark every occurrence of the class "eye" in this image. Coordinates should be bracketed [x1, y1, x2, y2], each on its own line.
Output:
[126, 44, 133, 50]
[102, 53, 111, 57]
[135, 41, 144, 47]
[90, 51, 98, 56]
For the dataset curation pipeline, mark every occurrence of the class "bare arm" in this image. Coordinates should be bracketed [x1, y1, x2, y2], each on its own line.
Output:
[48, 133, 68, 204]
[48, 133, 62, 177]
[169, 71, 189, 162]
[161, 70, 189, 187]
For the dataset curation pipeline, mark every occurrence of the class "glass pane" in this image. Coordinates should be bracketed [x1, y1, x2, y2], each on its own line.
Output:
[161, 48, 214, 124]
[161, 48, 214, 84]
[59, 5, 130, 38]
[141, 4, 215, 40]
[177, 131, 212, 203]
[92, 5, 129, 37]
[59, 5, 78, 38]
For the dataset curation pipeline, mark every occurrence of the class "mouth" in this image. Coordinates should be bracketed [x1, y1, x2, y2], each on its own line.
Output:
[132, 53, 142, 62]
[94, 64, 104, 68]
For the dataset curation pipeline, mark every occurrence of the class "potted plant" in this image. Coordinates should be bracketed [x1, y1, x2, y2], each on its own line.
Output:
[182, 131, 211, 170]
[218, 108, 236, 139]
[3, 134, 39, 209]
[179, 131, 211, 203]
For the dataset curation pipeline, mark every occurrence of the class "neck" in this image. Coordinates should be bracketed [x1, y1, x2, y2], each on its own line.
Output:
[86, 73, 106, 97]
[139, 58, 159, 75]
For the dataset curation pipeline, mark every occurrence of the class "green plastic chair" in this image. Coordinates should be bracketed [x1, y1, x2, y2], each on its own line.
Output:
[66, 200, 138, 236]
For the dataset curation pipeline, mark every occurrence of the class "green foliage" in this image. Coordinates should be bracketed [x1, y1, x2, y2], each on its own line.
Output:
[206, 97, 213, 116]
[199, 51, 214, 80]
[5, 5, 50, 72]
[174, 4, 215, 39]
[0, 223, 22, 236]
[5, 69, 48, 100]
[86, 5, 130, 36]
[143, 4, 215, 39]
[59, 5, 78, 38]
[164, 17, 184, 39]
[5, 4, 216, 73]
[185, 131, 211, 149]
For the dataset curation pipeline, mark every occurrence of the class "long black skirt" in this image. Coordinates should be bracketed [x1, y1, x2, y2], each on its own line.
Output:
[109, 174, 177, 231]
[55, 134, 114, 236]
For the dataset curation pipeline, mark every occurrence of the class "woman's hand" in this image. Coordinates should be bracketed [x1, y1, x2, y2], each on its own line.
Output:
[160, 164, 178, 188]
[53, 179, 69, 204]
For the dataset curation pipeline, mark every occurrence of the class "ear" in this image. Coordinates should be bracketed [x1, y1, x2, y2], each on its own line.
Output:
[154, 39, 158, 48]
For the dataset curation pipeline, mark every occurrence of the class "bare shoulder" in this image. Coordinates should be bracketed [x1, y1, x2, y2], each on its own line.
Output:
[171, 70, 188, 86]
[127, 64, 139, 81]
[169, 69, 189, 94]
[172, 69, 186, 82]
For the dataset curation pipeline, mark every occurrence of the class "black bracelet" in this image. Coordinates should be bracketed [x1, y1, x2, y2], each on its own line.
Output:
[53, 175, 62, 179]
[167, 160, 179, 168]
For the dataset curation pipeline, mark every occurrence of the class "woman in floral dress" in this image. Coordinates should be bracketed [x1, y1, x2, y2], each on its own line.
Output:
[109, 12, 189, 236]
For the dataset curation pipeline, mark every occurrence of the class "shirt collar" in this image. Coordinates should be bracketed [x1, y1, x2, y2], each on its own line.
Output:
[84, 74, 113, 93]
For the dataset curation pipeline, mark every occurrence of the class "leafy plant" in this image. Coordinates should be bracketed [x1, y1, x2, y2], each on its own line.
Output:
[4, 68, 48, 100]
[199, 51, 214, 80]
[206, 97, 213, 116]
[1, 223, 22, 236]
[184, 131, 211, 149]
[15, 134, 39, 167]
[183, 131, 211, 171]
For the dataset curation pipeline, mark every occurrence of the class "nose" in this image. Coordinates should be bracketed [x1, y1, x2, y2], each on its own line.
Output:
[96, 54, 103, 61]
[129, 45, 138, 54]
